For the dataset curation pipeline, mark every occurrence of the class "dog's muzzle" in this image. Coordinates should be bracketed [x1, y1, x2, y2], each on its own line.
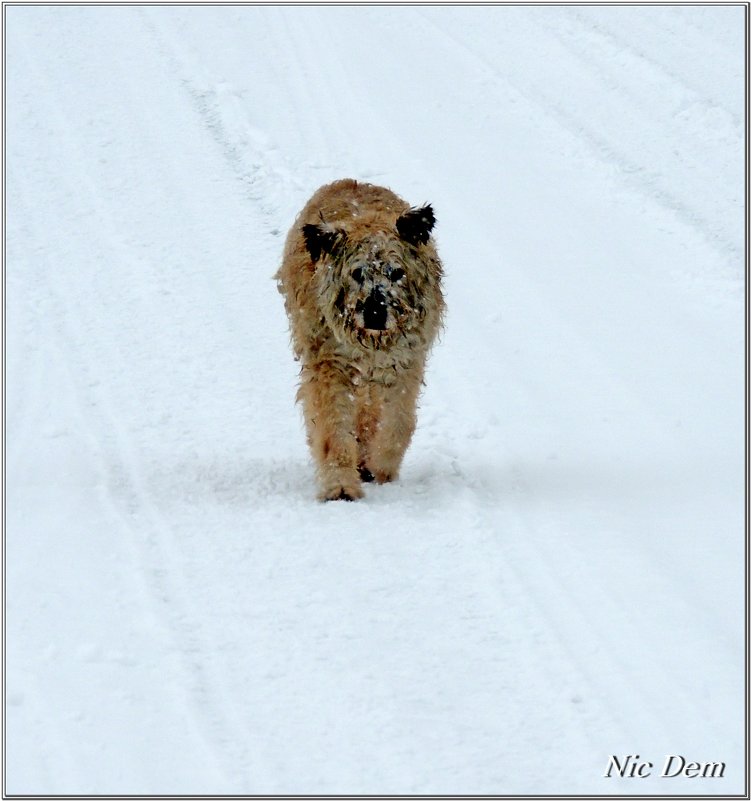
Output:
[361, 288, 389, 331]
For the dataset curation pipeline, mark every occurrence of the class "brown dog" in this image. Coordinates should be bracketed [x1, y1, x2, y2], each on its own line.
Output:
[276, 179, 445, 500]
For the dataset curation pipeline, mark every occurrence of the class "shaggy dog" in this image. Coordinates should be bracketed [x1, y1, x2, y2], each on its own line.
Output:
[276, 179, 445, 500]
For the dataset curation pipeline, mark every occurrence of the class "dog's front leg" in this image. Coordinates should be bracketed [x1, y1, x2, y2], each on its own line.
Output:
[298, 361, 363, 501]
[367, 362, 425, 484]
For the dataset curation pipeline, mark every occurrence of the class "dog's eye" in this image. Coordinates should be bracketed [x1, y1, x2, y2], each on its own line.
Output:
[389, 268, 405, 282]
[351, 268, 364, 283]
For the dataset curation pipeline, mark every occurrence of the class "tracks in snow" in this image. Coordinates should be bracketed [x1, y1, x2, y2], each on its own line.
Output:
[6, 6, 743, 794]
[5, 10, 303, 789]
[416, 6, 743, 268]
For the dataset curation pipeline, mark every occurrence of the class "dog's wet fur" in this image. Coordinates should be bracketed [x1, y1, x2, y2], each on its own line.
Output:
[276, 179, 445, 501]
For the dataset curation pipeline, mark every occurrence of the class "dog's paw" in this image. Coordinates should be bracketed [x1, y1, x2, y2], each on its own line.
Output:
[368, 464, 398, 484]
[317, 465, 364, 502]
[326, 489, 358, 502]
[319, 482, 364, 502]
[321, 487, 364, 501]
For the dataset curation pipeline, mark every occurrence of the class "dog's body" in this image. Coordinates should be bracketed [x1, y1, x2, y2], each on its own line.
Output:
[276, 179, 444, 500]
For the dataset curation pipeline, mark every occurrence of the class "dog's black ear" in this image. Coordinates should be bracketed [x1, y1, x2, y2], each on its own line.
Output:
[302, 223, 346, 263]
[396, 204, 435, 246]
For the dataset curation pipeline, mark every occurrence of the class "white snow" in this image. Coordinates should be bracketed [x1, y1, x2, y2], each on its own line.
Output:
[5, 4, 745, 795]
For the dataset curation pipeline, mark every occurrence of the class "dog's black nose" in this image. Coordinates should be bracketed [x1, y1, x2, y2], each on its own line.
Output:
[362, 290, 388, 330]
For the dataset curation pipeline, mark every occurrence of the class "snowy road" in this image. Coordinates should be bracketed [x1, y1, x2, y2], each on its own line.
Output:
[5, 5, 745, 795]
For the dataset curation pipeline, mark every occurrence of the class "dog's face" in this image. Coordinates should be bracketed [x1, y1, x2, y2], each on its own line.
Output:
[303, 205, 436, 351]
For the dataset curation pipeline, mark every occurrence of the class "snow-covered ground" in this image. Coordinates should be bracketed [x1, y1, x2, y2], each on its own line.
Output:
[5, 4, 745, 795]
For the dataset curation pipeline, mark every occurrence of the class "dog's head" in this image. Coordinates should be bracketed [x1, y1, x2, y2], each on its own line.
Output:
[302, 205, 438, 351]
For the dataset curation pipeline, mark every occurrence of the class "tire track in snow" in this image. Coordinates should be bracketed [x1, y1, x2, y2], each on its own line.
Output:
[571, 5, 744, 119]
[539, 8, 742, 257]
[8, 169, 237, 790]
[564, 6, 742, 125]
[421, 317, 739, 784]
[422, 362, 645, 747]
[139, 7, 311, 236]
[415, 8, 742, 267]
[435, 277, 740, 766]
[6, 17, 273, 789]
